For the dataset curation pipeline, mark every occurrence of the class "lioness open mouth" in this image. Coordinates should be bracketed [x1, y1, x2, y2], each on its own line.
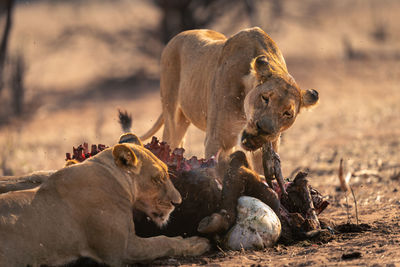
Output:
[240, 131, 267, 151]
[151, 212, 164, 219]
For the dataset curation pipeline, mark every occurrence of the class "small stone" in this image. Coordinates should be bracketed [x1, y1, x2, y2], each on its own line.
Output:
[342, 251, 362, 260]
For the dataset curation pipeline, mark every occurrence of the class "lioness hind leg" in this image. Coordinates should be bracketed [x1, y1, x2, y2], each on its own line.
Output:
[124, 234, 210, 263]
[163, 109, 191, 149]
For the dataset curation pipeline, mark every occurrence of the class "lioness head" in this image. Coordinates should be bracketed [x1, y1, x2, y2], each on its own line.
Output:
[241, 55, 319, 151]
[113, 133, 182, 227]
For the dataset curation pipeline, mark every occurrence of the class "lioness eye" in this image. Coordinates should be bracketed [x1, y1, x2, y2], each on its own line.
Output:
[152, 175, 163, 184]
[283, 111, 293, 118]
[261, 95, 269, 105]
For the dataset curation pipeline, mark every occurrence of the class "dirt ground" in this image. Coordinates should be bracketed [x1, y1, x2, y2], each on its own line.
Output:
[0, 0, 399, 266]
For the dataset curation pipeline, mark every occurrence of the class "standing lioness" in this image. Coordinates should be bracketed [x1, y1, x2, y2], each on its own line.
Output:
[142, 27, 319, 162]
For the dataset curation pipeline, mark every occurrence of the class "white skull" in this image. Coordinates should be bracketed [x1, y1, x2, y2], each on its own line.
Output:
[225, 196, 281, 250]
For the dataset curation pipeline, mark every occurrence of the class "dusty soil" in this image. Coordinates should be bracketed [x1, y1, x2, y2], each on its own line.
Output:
[1, 0, 399, 266]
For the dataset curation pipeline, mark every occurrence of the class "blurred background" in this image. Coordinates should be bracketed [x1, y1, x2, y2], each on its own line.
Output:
[0, 0, 399, 196]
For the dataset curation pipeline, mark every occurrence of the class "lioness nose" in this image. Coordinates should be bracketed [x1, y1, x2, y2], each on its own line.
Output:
[171, 199, 181, 206]
[241, 130, 249, 142]
[171, 191, 182, 206]
[256, 122, 272, 135]
[171, 201, 180, 207]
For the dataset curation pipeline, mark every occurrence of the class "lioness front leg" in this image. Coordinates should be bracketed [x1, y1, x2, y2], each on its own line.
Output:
[124, 234, 210, 263]
[205, 121, 238, 178]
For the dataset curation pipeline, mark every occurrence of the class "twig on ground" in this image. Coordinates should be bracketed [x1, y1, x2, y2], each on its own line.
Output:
[338, 158, 360, 225]
[338, 158, 351, 223]
[349, 186, 359, 225]
[216, 245, 226, 256]
[344, 192, 351, 223]
[338, 159, 349, 192]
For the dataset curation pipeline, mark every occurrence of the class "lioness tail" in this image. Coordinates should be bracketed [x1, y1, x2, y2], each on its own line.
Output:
[118, 109, 132, 133]
[140, 114, 164, 141]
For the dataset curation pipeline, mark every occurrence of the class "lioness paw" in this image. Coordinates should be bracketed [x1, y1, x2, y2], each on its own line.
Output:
[183, 236, 210, 256]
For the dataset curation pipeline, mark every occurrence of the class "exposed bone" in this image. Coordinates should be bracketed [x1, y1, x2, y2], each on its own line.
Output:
[224, 196, 281, 250]
[262, 142, 287, 196]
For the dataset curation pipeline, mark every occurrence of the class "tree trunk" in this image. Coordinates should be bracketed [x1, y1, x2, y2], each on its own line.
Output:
[0, 0, 14, 94]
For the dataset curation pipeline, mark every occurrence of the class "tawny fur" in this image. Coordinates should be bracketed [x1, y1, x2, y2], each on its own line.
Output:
[0, 136, 209, 266]
[141, 27, 319, 169]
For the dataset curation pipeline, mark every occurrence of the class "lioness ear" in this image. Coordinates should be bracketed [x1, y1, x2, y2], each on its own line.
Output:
[118, 133, 143, 146]
[252, 55, 274, 81]
[301, 89, 319, 108]
[112, 144, 138, 171]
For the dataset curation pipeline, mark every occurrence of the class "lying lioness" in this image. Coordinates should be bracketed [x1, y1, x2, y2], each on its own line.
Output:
[0, 135, 209, 266]
[141, 27, 319, 163]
